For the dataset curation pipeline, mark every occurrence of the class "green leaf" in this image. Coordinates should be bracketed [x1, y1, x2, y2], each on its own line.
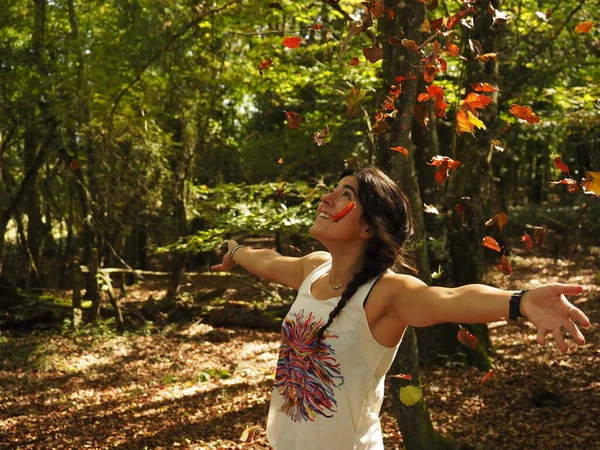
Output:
[399, 385, 423, 406]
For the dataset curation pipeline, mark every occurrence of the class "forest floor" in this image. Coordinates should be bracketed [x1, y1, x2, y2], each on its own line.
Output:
[0, 248, 599, 450]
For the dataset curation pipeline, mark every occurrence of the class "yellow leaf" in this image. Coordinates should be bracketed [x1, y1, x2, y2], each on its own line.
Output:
[468, 111, 486, 130]
[582, 170, 600, 196]
[419, 18, 430, 33]
[399, 385, 423, 406]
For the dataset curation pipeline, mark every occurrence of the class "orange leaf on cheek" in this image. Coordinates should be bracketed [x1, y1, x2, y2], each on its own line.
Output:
[331, 202, 356, 222]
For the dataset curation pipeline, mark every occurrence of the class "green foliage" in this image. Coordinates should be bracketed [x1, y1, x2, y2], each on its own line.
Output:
[196, 368, 232, 382]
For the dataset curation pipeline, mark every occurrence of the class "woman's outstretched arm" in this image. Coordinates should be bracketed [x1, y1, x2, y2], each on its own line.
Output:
[380, 274, 590, 353]
[211, 240, 330, 290]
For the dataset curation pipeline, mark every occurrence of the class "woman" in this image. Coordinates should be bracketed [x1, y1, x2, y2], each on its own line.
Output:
[211, 166, 589, 450]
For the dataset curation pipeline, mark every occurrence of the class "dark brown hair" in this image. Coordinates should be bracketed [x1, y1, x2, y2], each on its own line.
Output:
[314, 166, 417, 342]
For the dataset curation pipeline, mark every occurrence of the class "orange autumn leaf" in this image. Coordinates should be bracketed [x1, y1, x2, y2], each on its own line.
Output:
[423, 65, 438, 83]
[284, 110, 302, 129]
[482, 236, 502, 252]
[471, 82, 499, 92]
[491, 139, 506, 152]
[349, 56, 360, 66]
[427, 155, 461, 183]
[548, 178, 579, 193]
[480, 370, 495, 383]
[582, 170, 600, 196]
[474, 53, 498, 61]
[426, 84, 444, 99]
[258, 58, 273, 75]
[457, 326, 478, 350]
[485, 212, 508, 229]
[456, 107, 472, 134]
[509, 104, 541, 124]
[332, 201, 356, 222]
[389, 373, 413, 381]
[521, 232, 533, 250]
[282, 36, 302, 49]
[575, 21, 593, 34]
[464, 92, 494, 109]
[277, 157, 283, 164]
[445, 42, 460, 57]
[497, 255, 513, 275]
[68, 160, 81, 172]
[417, 93, 430, 102]
[419, 18, 431, 32]
[309, 24, 324, 30]
[391, 146, 409, 159]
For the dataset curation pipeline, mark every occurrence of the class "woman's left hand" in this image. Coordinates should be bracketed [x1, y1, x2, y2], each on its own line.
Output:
[520, 284, 590, 353]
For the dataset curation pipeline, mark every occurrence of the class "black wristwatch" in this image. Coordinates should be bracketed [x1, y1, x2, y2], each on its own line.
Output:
[508, 289, 529, 327]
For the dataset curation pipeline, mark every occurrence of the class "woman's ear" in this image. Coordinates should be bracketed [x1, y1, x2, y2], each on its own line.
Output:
[361, 227, 373, 239]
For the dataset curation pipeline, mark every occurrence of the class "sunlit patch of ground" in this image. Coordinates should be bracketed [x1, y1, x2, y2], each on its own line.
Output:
[0, 248, 598, 449]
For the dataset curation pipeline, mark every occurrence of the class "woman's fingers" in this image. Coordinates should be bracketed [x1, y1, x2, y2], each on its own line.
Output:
[551, 283, 584, 297]
[567, 304, 591, 328]
[537, 328, 548, 346]
[563, 317, 586, 346]
[552, 328, 568, 353]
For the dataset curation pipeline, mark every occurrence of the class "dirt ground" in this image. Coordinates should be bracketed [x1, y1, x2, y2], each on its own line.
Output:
[0, 248, 598, 450]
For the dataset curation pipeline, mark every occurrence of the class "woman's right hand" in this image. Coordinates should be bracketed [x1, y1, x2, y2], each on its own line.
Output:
[210, 240, 239, 271]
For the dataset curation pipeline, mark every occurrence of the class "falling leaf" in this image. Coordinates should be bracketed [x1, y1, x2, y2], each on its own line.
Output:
[426, 0, 438, 11]
[413, 102, 430, 130]
[423, 203, 439, 214]
[457, 326, 478, 349]
[468, 111, 486, 130]
[312, 125, 329, 146]
[445, 42, 460, 57]
[277, 157, 283, 164]
[332, 202, 356, 222]
[391, 146, 409, 159]
[427, 155, 461, 183]
[390, 373, 413, 381]
[521, 232, 533, 250]
[267, 2, 283, 10]
[533, 225, 547, 246]
[240, 425, 261, 442]
[417, 93, 430, 102]
[485, 212, 508, 229]
[474, 53, 498, 61]
[401, 39, 420, 51]
[582, 170, 600, 196]
[488, 3, 509, 24]
[309, 24, 324, 30]
[349, 56, 360, 66]
[535, 10, 551, 22]
[575, 21, 593, 34]
[68, 160, 80, 172]
[482, 236, 501, 252]
[464, 92, 494, 109]
[399, 385, 423, 406]
[245, 130, 260, 140]
[455, 203, 467, 226]
[276, 182, 287, 196]
[509, 104, 541, 124]
[491, 139, 505, 152]
[497, 255, 513, 275]
[258, 58, 273, 75]
[282, 36, 302, 49]
[345, 86, 366, 117]
[471, 82, 498, 92]
[548, 178, 580, 193]
[284, 110, 302, 129]
[553, 157, 571, 175]
[431, 265, 443, 279]
[480, 370, 495, 383]
[419, 18, 431, 32]
[423, 64, 438, 83]
[363, 44, 384, 63]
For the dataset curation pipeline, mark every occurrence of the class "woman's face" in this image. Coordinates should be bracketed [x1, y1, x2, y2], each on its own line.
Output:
[309, 175, 371, 244]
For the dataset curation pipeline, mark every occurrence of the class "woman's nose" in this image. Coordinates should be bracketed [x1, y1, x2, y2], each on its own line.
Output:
[320, 191, 334, 204]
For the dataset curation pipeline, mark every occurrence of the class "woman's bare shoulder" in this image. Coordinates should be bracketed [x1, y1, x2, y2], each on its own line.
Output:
[300, 251, 331, 277]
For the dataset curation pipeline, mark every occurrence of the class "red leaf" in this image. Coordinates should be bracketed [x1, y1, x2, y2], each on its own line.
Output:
[332, 202, 356, 222]
[349, 56, 360, 66]
[309, 24, 324, 30]
[417, 93, 430, 102]
[363, 44, 384, 63]
[68, 160, 80, 172]
[548, 178, 580, 193]
[482, 236, 501, 252]
[553, 157, 571, 175]
[433, 97, 448, 118]
[282, 36, 302, 49]
[521, 232, 533, 250]
[457, 326, 478, 349]
[575, 21, 594, 34]
[496, 255, 513, 275]
[464, 92, 493, 109]
[480, 370, 495, 383]
[413, 102, 430, 129]
[509, 104, 541, 124]
[426, 84, 444, 99]
[455, 203, 467, 226]
[391, 146, 409, 159]
[426, 0, 438, 11]
[284, 110, 302, 129]
[423, 64, 438, 83]
[471, 82, 498, 92]
[389, 373, 413, 381]
[258, 58, 273, 75]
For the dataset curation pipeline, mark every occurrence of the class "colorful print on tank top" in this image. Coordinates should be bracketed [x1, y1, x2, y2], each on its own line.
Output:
[274, 310, 345, 422]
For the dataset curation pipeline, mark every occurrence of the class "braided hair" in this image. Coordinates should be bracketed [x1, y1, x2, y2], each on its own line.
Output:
[314, 166, 417, 343]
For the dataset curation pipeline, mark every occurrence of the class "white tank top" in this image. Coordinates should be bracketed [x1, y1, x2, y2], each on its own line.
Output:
[267, 260, 403, 450]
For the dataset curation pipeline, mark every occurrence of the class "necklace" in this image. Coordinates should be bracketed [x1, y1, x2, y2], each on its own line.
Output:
[328, 271, 346, 291]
